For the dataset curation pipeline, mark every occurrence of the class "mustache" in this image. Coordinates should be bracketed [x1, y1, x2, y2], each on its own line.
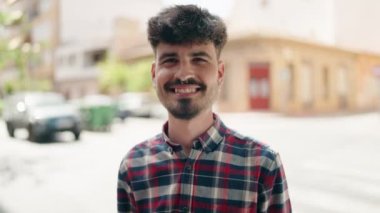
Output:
[164, 78, 207, 91]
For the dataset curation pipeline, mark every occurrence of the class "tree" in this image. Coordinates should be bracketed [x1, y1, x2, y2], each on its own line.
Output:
[98, 56, 153, 94]
[0, 9, 24, 69]
[124, 59, 153, 92]
[0, 10, 51, 95]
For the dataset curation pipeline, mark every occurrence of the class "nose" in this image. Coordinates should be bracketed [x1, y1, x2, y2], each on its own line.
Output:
[175, 61, 195, 81]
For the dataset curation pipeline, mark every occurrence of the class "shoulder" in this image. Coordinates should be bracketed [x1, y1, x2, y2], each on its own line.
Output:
[224, 128, 273, 152]
[119, 134, 166, 169]
[223, 128, 280, 169]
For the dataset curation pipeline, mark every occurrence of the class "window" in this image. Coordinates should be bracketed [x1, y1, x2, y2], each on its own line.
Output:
[287, 63, 295, 101]
[337, 66, 349, 108]
[84, 49, 106, 67]
[300, 62, 313, 108]
[67, 54, 76, 66]
[322, 66, 330, 100]
[39, 0, 52, 13]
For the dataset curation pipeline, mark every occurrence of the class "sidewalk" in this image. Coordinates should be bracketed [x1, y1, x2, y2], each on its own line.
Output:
[219, 112, 380, 213]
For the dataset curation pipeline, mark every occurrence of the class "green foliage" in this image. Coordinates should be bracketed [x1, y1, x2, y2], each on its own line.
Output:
[98, 57, 127, 93]
[0, 40, 8, 69]
[0, 11, 26, 69]
[125, 60, 153, 92]
[0, 38, 19, 71]
[98, 56, 153, 94]
[0, 98, 3, 116]
[3, 81, 15, 95]
[0, 10, 23, 26]
[1, 9, 49, 92]
[1, 78, 52, 96]
[0, 45, 24, 71]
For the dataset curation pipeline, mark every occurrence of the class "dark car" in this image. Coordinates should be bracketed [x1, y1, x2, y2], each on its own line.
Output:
[3, 92, 82, 142]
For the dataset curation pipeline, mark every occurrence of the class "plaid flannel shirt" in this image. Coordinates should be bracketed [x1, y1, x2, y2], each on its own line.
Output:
[117, 114, 291, 212]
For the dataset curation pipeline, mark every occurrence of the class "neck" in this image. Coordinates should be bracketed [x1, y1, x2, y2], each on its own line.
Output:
[168, 109, 214, 154]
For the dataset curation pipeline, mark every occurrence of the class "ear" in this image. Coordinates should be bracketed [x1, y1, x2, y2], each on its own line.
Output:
[151, 62, 156, 87]
[217, 61, 225, 85]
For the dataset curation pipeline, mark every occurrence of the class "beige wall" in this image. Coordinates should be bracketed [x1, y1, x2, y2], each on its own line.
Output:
[355, 54, 380, 110]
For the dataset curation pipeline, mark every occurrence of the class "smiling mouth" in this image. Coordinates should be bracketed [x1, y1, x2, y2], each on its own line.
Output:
[164, 79, 206, 95]
[171, 87, 201, 94]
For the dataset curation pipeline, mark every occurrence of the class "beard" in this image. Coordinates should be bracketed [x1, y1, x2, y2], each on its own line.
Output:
[167, 98, 200, 120]
[158, 80, 219, 120]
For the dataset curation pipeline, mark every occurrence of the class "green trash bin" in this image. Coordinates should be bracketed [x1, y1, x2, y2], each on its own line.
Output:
[80, 95, 116, 132]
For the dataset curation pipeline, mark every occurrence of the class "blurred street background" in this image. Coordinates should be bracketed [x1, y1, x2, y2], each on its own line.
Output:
[1, 112, 380, 213]
[1, 0, 380, 212]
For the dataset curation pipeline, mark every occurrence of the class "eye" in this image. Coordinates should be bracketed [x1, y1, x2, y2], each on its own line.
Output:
[193, 57, 208, 64]
[161, 58, 178, 65]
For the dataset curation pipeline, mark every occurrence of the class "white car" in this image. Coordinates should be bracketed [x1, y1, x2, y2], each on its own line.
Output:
[116, 92, 165, 120]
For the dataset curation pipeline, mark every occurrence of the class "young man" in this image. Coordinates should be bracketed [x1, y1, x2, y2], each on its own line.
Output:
[117, 5, 291, 213]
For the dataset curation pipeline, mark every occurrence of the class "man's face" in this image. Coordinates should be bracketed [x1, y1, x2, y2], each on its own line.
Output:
[151, 42, 224, 120]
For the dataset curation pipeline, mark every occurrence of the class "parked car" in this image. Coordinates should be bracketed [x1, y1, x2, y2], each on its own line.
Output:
[149, 102, 167, 119]
[116, 92, 155, 120]
[3, 92, 82, 142]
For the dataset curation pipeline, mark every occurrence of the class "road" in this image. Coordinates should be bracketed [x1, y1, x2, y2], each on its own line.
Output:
[0, 112, 380, 213]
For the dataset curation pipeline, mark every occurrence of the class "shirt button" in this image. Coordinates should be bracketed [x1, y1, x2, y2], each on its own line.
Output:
[185, 165, 192, 172]
[167, 147, 173, 154]
[182, 206, 189, 212]
[193, 140, 201, 149]
[204, 147, 212, 153]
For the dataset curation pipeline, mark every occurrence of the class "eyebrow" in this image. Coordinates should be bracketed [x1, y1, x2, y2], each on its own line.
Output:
[158, 53, 177, 62]
[157, 51, 212, 62]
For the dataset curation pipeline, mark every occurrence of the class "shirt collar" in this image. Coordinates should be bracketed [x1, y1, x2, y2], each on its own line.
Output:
[162, 113, 226, 154]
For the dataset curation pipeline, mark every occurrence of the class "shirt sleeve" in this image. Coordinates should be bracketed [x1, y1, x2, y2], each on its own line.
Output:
[117, 159, 137, 213]
[258, 153, 292, 213]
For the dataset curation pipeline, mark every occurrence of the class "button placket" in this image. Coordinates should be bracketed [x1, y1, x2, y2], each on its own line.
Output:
[182, 206, 189, 212]
[178, 159, 192, 212]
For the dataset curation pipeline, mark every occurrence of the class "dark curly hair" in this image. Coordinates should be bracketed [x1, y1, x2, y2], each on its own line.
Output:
[147, 5, 227, 57]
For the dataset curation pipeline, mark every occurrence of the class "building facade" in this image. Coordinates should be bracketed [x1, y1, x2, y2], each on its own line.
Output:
[54, 41, 107, 99]
[218, 34, 380, 114]
[54, 0, 162, 99]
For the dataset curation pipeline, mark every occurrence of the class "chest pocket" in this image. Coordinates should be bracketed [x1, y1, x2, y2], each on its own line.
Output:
[190, 158, 260, 210]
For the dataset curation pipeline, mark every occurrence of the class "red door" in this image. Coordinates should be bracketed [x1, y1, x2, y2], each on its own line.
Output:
[249, 63, 270, 109]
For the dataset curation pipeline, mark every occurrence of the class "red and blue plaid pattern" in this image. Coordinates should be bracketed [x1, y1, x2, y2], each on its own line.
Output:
[117, 115, 291, 212]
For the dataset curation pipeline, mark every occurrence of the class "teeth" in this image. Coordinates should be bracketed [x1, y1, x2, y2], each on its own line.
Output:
[175, 88, 197, 94]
